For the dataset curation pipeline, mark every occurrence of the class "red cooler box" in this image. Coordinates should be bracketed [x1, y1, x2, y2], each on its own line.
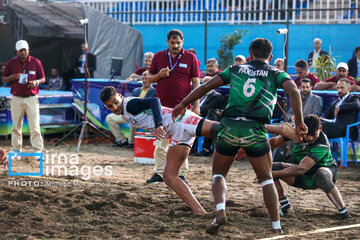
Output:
[134, 132, 157, 164]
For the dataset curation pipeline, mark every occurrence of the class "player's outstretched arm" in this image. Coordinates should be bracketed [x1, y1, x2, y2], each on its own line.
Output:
[172, 75, 224, 121]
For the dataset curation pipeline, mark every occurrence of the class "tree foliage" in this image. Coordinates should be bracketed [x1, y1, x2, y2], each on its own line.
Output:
[217, 29, 248, 70]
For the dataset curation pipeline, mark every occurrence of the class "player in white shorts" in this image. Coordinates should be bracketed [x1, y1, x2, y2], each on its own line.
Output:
[100, 86, 219, 215]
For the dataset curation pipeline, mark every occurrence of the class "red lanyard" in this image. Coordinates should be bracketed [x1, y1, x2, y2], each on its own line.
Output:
[18, 61, 27, 74]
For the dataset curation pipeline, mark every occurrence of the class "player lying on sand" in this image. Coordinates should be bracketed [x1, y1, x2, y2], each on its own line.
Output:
[100, 86, 220, 215]
[269, 114, 351, 220]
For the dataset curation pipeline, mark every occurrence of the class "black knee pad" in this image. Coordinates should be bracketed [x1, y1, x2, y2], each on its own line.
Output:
[314, 169, 335, 193]
[272, 162, 283, 181]
[272, 162, 284, 171]
[210, 122, 220, 138]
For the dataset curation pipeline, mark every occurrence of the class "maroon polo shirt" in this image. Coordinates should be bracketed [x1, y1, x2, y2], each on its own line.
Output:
[134, 67, 146, 75]
[149, 48, 200, 108]
[2, 56, 45, 96]
[325, 76, 355, 85]
[294, 72, 320, 87]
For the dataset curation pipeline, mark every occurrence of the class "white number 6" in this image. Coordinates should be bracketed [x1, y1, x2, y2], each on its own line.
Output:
[243, 78, 256, 97]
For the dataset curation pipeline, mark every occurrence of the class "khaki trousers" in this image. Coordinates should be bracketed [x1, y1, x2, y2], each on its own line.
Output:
[154, 138, 188, 177]
[10, 95, 44, 152]
[106, 113, 135, 143]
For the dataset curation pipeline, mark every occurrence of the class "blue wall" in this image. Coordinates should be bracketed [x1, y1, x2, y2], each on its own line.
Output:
[133, 24, 360, 70]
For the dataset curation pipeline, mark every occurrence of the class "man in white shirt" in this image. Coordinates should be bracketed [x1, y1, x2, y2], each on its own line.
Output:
[307, 38, 328, 68]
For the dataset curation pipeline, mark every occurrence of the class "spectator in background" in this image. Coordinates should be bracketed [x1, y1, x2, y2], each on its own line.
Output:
[0, 64, 5, 86]
[2, 40, 45, 156]
[46, 68, 64, 91]
[287, 78, 323, 122]
[147, 29, 201, 184]
[194, 90, 226, 157]
[308, 38, 328, 68]
[314, 62, 355, 90]
[274, 58, 285, 71]
[234, 55, 246, 65]
[74, 42, 96, 78]
[127, 52, 154, 81]
[347, 46, 360, 79]
[202, 58, 222, 83]
[188, 48, 202, 78]
[294, 59, 320, 87]
[322, 78, 360, 141]
[106, 71, 156, 148]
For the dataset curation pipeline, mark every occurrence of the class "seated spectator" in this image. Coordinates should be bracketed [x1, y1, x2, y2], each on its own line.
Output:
[46, 68, 64, 91]
[234, 55, 246, 65]
[347, 46, 360, 79]
[287, 78, 323, 122]
[308, 38, 328, 68]
[194, 90, 226, 156]
[294, 59, 320, 87]
[201, 58, 222, 83]
[274, 58, 285, 71]
[127, 52, 154, 81]
[106, 71, 156, 148]
[314, 62, 355, 90]
[321, 78, 360, 141]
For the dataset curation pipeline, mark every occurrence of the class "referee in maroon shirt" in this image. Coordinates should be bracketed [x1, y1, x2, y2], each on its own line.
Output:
[2, 40, 45, 156]
[147, 29, 201, 184]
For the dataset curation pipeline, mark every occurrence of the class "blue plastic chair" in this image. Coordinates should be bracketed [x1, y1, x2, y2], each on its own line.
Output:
[329, 111, 360, 167]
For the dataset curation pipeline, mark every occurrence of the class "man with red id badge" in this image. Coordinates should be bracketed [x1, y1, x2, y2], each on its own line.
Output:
[2, 40, 45, 158]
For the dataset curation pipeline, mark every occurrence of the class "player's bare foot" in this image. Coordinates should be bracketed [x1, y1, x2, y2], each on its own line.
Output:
[194, 209, 207, 215]
[206, 215, 227, 234]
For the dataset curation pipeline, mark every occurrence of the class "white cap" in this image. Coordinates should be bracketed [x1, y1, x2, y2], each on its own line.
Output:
[336, 62, 348, 71]
[15, 40, 29, 51]
[235, 55, 246, 62]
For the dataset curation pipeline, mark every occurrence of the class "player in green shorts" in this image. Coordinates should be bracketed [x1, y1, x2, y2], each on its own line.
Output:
[270, 114, 351, 219]
[172, 38, 307, 234]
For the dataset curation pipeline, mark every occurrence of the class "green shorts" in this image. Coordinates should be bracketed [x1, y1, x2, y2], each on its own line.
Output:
[215, 118, 270, 157]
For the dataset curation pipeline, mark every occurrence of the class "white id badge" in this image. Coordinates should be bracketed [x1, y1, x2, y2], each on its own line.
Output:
[19, 73, 29, 84]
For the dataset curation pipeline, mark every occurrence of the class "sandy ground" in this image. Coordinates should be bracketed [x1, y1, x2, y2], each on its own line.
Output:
[0, 137, 360, 240]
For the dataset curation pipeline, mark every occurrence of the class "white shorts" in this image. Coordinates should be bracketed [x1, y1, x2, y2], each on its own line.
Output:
[168, 112, 202, 147]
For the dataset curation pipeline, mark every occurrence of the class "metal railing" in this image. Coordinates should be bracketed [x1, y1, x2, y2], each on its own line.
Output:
[76, 0, 360, 24]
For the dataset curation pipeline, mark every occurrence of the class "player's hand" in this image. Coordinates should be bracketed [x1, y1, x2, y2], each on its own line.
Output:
[172, 103, 186, 122]
[159, 67, 170, 78]
[191, 105, 200, 115]
[154, 126, 165, 140]
[295, 122, 308, 140]
[11, 73, 20, 81]
[27, 80, 38, 88]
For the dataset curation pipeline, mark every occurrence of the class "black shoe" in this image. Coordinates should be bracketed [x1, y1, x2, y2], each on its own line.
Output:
[179, 175, 189, 185]
[119, 140, 128, 147]
[341, 211, 352, 219]
[128, 143, 134, 149]
[146, 173, 163, 183]
[112, 143, 121, 147]
[194, 150, 211, 157]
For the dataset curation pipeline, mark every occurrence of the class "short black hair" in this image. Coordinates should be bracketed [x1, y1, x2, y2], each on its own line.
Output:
[299, 78, 312, 86]
[355, 46, 360, 54]
[304, 114, 321, 136]
[100, 86, 117, 103]
[295, 59, 308, 69]
[249, 38, 273, 59]
[167, 29, 183, 40]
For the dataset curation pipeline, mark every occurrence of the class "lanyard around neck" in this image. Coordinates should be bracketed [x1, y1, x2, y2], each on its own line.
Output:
[168, 50, 182, 71]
